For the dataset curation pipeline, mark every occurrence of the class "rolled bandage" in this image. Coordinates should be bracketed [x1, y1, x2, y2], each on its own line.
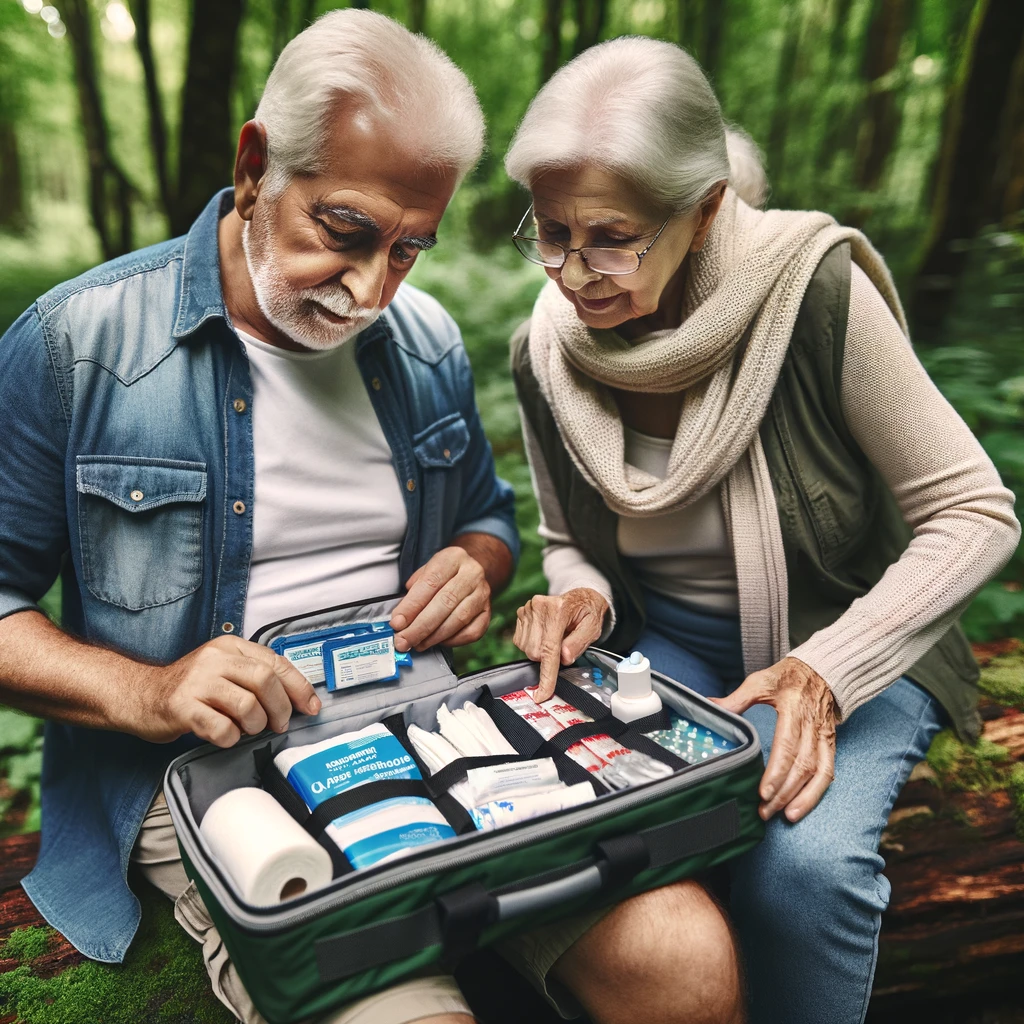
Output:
[200, 787, 333, 905]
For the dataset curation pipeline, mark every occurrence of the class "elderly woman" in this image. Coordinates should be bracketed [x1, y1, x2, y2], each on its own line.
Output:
[506, 36, 1020, 1024]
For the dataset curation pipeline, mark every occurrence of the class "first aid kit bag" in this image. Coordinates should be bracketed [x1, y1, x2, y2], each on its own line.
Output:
[164, 595, 765, 1024]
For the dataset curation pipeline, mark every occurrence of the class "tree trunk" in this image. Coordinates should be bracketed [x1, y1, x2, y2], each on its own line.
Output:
[815, 0, 860, 171]
[677, 0, 701, 54]
[990, 36, 1024, 226]
[572, 0, 606, 56]
[766, 2, 803, 189]
[852, 0, 915, 192]
[539, 0, 565, 85]
[700, 0, 726, 83]
[62, 0, 135, 260]
[911, 0, 1024, 338]
[298, 0, 319, 31]
[172, 0, 246, 237]
[409, 0, 427, 35]
[128, 0, 172, 224]
[271, 0, 294, 63]
[0, 73, 27, 234]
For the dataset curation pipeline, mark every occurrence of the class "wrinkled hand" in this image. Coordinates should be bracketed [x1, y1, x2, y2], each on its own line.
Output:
[389, 546, 491, 652]
[513, 589, 609, 701]
[713, 657, 837, 823]
[138, 636, 322, 748]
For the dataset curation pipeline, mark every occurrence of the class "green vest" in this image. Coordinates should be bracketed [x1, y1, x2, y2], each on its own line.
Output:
[512, 243, 980, 742]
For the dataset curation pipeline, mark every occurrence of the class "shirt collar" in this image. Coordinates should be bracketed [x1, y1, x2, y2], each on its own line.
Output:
[171, 188, 235, 339]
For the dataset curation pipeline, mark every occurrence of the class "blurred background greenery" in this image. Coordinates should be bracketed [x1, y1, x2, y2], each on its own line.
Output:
[0, 0, 1022, 839]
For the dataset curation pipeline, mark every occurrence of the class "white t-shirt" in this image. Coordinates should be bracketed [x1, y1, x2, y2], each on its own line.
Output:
[237, 329, 407, 638]
[616, 426, 739, 614]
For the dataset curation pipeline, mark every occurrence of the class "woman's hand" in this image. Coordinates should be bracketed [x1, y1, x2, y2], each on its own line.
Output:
[513, 589, 610, 701]
[713, 657, 837, 824]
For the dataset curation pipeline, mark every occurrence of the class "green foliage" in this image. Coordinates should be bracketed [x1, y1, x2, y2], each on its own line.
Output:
[0, 709, 43, 837]
[1008, 762, 1024, 842]
[0, 884, 233, 1024]
[925, 728, 1011, 792]
[978, 649, 1024, 707]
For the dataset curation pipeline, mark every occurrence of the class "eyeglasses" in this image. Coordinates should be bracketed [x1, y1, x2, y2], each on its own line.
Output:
[511, 205, 671, 276]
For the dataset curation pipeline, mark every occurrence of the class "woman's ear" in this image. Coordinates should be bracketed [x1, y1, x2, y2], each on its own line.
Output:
[689, 181, 727, 252]
[233, 121, 270, 222]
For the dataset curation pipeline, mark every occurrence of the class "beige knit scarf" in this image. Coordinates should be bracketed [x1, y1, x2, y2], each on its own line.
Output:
[529, 190, 907, 673]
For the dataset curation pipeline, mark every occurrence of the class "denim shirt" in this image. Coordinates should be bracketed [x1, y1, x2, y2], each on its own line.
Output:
[0, 190, 519, 962]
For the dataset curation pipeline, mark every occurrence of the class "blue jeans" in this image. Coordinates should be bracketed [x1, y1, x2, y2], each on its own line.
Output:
[635, 590, 946, 1024]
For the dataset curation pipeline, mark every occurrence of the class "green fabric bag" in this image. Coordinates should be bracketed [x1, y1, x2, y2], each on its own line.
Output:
[165, 595, 765, 1024]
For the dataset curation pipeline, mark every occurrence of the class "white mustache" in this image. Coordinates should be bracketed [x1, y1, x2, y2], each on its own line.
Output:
[301, 288, 379, 320]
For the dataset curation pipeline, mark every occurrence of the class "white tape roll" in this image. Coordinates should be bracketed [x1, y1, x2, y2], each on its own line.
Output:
[199, 787, 333, 905]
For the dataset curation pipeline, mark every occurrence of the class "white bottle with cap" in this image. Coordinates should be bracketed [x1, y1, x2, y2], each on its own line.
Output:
[610, 651, 663, 723]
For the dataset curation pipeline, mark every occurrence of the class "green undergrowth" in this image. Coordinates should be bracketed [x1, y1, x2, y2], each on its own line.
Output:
[977, 647, 1024, 707]
[925, 730, 1011, 792]
[1009, 764, 1024, 842]
[0, 880, 232, 1024]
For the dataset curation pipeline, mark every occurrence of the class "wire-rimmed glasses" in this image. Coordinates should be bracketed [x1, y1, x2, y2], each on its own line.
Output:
[511, 205, 671, 276]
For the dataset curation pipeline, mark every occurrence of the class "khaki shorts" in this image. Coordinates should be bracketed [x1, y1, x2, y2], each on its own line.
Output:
[132, 793, 609, 1022]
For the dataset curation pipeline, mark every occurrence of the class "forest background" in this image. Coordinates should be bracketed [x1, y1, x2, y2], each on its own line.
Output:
[0, 0, 1023, 896]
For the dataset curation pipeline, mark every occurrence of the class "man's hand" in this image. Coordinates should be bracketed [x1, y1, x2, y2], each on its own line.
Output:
[712, 657, 837, 823]
[512, 588, 609, 701]
[135, 635, 322, 748]
[389, 546, 493, 652]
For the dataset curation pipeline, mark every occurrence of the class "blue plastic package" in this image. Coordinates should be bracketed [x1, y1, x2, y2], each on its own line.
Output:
[276, 724, 455, 870]
[322, 627, 400, 692]
[270, 620, 406, 686]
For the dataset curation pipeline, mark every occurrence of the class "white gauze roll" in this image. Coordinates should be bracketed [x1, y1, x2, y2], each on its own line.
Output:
[200, 787, 333, 906]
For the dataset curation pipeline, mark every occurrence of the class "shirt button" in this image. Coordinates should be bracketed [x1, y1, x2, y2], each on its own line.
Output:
[130, 489, 144, 502]
[443, 448, 451, 460]
[371, 377, 382, 391]
[233, 500, 246, 515]
[221, 622, 235, 633]
[233, 398, 247, 413]
[406, 479, 416, 492]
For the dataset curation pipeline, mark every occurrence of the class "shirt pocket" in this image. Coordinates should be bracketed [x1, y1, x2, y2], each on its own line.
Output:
[411, 412, 470, 469]
[76, 456, 207, 611]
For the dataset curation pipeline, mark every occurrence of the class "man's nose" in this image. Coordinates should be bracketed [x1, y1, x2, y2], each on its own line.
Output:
[342, 250, 389, 311]
[559, 250, 602, 291]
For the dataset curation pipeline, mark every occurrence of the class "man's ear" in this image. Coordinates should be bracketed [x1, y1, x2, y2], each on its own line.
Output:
[690, 181, 727, 253]
[234, 121, 269, 222]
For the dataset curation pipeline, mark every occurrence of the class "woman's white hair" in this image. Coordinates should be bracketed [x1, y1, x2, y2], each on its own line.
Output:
[505, 36, 767, 211]
[255, 10, 485, 195]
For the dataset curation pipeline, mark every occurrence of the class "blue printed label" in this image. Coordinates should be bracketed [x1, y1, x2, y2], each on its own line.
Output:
[343, 820, 455, 869]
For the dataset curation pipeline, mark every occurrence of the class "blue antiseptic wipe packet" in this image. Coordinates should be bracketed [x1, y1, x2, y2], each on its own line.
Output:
[270, 620, 411, 686]
[274, 724, 455, 870]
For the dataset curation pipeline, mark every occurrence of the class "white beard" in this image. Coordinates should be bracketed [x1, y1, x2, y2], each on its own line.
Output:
[241, 217, 382, 351]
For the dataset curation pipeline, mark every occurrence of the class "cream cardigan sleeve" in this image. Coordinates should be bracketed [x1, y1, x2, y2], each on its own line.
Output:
[788, 263, 1021, 719]
[520, 412, 618, 639]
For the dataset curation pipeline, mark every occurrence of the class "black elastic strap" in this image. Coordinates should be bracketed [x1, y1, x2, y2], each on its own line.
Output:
[436, 882, 499, 968]
[382, 712, 477, 835]
[626, 706, 673, 735]
[306, 778, 430, 836]
[596, 832, 650, 889]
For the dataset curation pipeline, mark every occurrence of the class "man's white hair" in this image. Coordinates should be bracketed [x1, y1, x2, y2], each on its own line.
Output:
[505, 37, 767, 211]
[255, 9, 485, 195]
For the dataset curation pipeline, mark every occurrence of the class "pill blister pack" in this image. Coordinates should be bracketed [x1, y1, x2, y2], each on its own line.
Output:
[644, 713, 736, 764]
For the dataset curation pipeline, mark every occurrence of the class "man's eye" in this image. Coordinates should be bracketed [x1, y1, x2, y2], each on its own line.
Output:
[391, 243, 415, 264]
[318, 221, 363, 246]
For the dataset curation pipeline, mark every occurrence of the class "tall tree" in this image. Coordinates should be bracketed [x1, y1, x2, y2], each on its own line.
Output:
[852, 0, 915, 192]
[815, 0, 858, 171]
[990, 36, 1024, 225]
[766, 1, 803, 187]
[912, 0, 1024, 336]
[539, 0, 565, 85]
[572, 0, 606, 56]
[172, 0, 246, 236]
[0, 40, 27, 234]
[408, 0, 426, 35]
[128, 0, 172, 221]
[62, 0, 135, 259]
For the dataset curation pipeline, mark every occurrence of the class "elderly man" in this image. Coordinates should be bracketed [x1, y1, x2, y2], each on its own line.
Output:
[0, 11, 742, 1024]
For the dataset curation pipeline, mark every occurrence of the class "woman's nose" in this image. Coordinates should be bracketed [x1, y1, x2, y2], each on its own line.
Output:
[560, 250, 602, 290]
